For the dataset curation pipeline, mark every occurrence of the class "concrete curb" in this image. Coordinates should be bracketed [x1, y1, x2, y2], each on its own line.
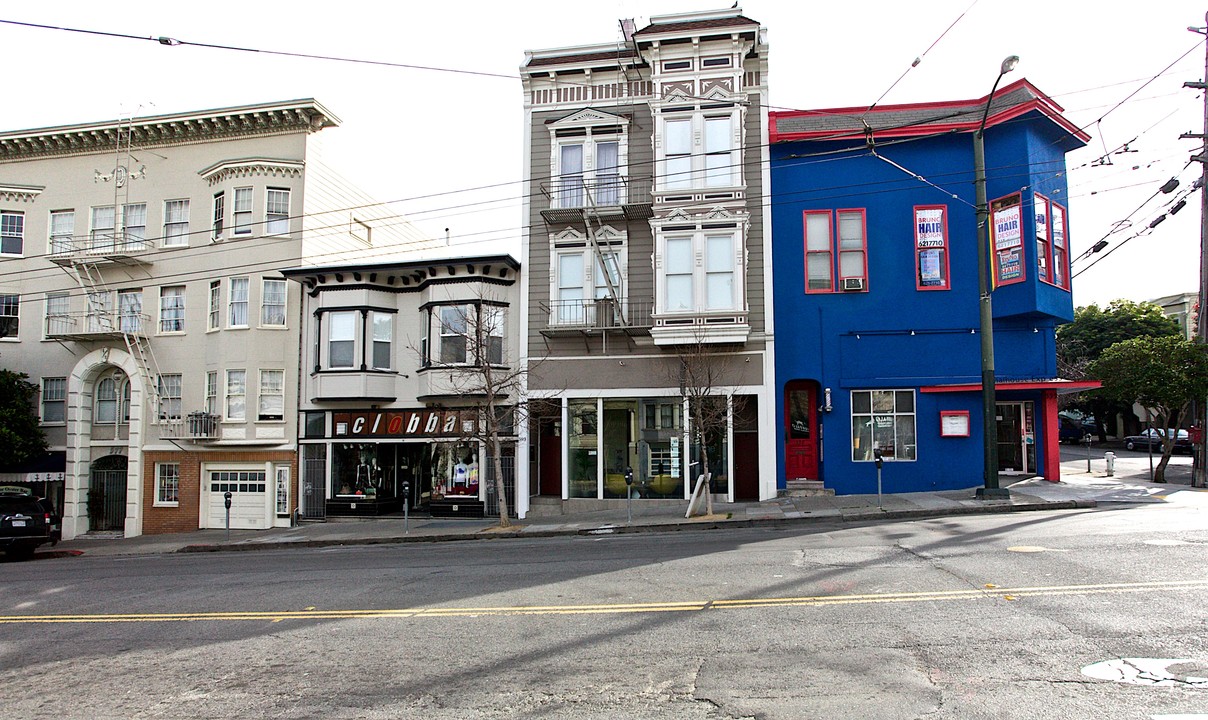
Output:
[169, 498, 1097, 556]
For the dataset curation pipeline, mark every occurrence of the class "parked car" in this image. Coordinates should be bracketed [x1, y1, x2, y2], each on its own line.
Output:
[1123, 428, 1192, 454]
[1059, 417, 1092, 444]
[0, 486, 57, 560]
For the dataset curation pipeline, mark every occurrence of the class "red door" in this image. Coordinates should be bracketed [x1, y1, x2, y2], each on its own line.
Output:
[538, 417, 562, 496]
[785, 381, 819, 480]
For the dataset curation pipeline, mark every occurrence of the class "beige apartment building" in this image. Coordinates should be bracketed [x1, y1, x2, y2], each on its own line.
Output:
[519, 8, 776, 512]
[0, 100, 428, 538]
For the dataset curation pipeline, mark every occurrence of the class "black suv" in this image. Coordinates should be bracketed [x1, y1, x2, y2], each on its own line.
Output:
[0, 487, 58, 560]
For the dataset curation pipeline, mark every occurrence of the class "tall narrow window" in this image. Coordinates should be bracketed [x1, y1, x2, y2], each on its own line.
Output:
[86, 291, 113, 333]
[559, 144, 584, 208]
[225, 369, 246, 420]
[45, 292, 69, 337]
[837, 210, 867, 285]
[991, 193, 1025, 287]
[228, 277, 249, 328]
[265, 189, 290, 234]
[328, 311, 356, 368]
[1052, 202, 1068, 290]
[556, 252, 585, 324]
[156, 463, 180, 505]
[704, 116, 733, 187]
[118, 290, 142, 334]
[159, 285, 185, 333]
[664, 237, 694, 311]
[208, 281, 221, 331]
[233, 187, 253, 235]
[212, 192, 225, 240]
[371, 312, 392, 370]
[258, 369, 284, 421]
[0, 294, 18, 339]
[663, 118, 692, 190]
[158, 373, 182, 421]
[91, 206, 115, 252]
[439, 305, 469, 364]
[163, 200, 190, 247]
[705, 234, 735, 310]
[205, 371, 218, 415]
[595, 141, 619, 205]
[96, 377, 118, 424]
[914, 205, 950, 291]
[122, 203, 147, 250]
[41, 377, 66, 423]
[804, 211, 833, 293]
[0, 211, 23, 255]
[49, 210, 74, 255]
[1034, 194, 1050, 283]
[481, 306, 505, 365]
[261, 278, 286, 327]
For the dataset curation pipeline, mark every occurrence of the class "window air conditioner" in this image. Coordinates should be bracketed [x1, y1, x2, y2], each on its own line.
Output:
[842, 277, 866, 292]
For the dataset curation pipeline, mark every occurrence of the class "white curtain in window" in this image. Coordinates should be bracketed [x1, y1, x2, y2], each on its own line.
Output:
[91, 206, 115, 252]
[159, 286, 185, 332]
[705, 234, 734, 310]
[664, 119, 692, 189]
[229, 278, 249, 327]
[595, 141, 619, 204]
[226, 370, 246, 420]
[329, 311, 356, 368]
[122, 204, 147, 248]
[265, 190, 290, 234]
[163, 200, 189, 245]
[259, 370, 284, 418]
[838, 212, 865, 278]
[557, 253, 584, 324]
[559, 144, 584, 208]
[118, 291, 143, 334]
[50, 211, 74, 254]
[665, 237, 693, 311]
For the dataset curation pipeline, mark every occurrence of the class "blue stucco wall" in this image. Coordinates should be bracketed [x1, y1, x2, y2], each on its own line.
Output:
[771, 111, 1077, 494]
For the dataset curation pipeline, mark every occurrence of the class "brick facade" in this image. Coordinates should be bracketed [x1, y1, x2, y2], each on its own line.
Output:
[141, 451, 298, 535]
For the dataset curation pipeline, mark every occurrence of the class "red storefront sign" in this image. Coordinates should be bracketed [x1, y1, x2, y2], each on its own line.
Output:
[332, 410, 473, 438]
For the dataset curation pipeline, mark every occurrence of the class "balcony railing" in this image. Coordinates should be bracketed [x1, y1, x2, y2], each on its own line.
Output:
[539, 176, 653, 223]
[543, 298, 653, 334]
[48, 234, 155, 265]
[44, 311, 149, 340]
[160, 412, 221, 441]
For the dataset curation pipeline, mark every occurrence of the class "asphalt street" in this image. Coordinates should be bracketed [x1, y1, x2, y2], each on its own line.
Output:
[1, 484, 1206, 719]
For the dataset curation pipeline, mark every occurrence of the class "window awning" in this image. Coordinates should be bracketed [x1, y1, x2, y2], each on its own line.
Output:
[920, 379, 1101, 395]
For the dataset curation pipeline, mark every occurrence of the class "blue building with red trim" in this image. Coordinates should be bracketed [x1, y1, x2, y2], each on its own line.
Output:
[770, 79, 1097, 495]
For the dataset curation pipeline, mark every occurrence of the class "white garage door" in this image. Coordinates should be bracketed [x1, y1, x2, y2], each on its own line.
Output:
[208, 470, 268, 530]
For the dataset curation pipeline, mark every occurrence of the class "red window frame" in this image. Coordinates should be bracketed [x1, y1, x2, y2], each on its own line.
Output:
[835, 209, 868, 291]
[803, 209, 835, 294]
[990, 192, 1026, 288]
[1051, 201, 1070, 290]
[939, 410, 970, 437]
[1034, 193, 1052, 285]
[914, 204, 950, 291]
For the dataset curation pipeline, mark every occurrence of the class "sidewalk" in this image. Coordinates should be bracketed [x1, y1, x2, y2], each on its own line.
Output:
[45, 458, 1205, 560]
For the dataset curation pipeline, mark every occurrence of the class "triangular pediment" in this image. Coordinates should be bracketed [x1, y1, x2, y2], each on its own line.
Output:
[549, 108, 629, 128]
[551, 227, 586, 244]
[590, 224, 625, 242]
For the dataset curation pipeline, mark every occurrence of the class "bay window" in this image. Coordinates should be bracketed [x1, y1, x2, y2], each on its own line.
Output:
[228, 277, 249, 327]
[439, 305, 469, 364]
[656, 229, 742, 315]
[258, 369, 284, 421]
[423, 302, 509, 368]
[656, 107, 740, 191]
[371, 311, 392, 370]
[225, 369, 246, 420]
[233, 187, 253, 235]
[265, 188, 290, 234]
[328, 311, 356, 369]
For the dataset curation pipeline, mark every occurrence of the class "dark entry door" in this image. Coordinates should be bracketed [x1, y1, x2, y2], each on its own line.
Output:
[733, 395, 760, 500]
[538, 417, 562, 496]
[785, 381, 819, 480]
[997, 403, 1025, 472]
[88, 455, 127, 532]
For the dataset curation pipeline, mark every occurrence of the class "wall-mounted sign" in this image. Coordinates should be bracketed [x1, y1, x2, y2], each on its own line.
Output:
[940, 410, 970, 437]
[332, 410, 474, 439]
[914, 205, 950, 290]
[993, 204, 1022, 251]
[990, 193, 1025, 287]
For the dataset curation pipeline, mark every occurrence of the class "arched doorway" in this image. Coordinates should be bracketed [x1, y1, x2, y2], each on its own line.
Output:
[89, 455, 127, 532]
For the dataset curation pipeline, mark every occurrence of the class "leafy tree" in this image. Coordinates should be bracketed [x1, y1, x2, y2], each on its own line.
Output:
[1091, 335, 1208, 482]
[1057, 300, 1181, 437]
[0, 370, 48, 467]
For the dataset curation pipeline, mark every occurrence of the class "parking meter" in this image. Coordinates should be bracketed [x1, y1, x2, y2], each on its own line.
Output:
[401, 480, 411, 533]
[873, 449, 884, 508]
[223, 491, 232, 541]
[223, 491, 232, 510]
[625, 466, 634, 524]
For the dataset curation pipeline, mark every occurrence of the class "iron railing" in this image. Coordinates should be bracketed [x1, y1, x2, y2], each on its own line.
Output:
[542, 176, 652, 209]
[545, 297, 653, 330]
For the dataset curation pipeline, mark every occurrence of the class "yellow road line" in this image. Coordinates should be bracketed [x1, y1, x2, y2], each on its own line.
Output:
[2, 579, 1205, 624]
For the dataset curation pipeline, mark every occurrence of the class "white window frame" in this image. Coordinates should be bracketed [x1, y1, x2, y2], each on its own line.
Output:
[654, 228, 744, 316]
[850, 389, 917, 462]
[121, 203, 147, 250]
[233, 187, 253, 236]
[48, 210, 74, 255]
[480, 305, 505, 366]
[228, 277, 249, 328]
[212, 192, 225, 240]
[260, 278, 287, 327]
[45, 292, 69, 338]
[0, 210, 23, 256]
[371, 311, 393, 370]
[257, 369, 284, 422]
[208, 281, 221, 331]
[205, 371, 218, 415]
[163, 199, 190, 247]
[90, 206, 115, 252]
[549, 236, 627, 327]
[327, 311, 357, 369]
[0, 293, 19, 340]
[40, 377, 66, 424]
[437, 304, 470, 365]
[95, 376, 129, 426]
[275, 466, 290, 516]
[225, 369, 246, 421]
[655, 107, 741, 191]
[155, 462, 180, 507]
[158, 373, 182, 421]
[265, 188, 290, 235]
[117, 289, 143, 335]
[548, 112, 630, 210]
[159, 285, 185, 334]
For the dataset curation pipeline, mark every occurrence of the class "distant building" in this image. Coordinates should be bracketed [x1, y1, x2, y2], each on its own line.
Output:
[1148, 292, 1196, 340]
[770, 79, 1098, 494]
[0, 100, 429, 538]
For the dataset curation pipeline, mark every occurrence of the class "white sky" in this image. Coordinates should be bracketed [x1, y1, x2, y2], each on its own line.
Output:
[1, 0, 1203, 309]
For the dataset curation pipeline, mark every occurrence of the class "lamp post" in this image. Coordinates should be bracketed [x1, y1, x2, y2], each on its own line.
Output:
[974, 55, 1018, 500]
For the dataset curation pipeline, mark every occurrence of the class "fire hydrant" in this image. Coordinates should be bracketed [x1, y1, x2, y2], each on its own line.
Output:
[1104, 451, 1116, 477]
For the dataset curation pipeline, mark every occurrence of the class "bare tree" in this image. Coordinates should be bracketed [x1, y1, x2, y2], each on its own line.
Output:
[671, 336, 748, 517]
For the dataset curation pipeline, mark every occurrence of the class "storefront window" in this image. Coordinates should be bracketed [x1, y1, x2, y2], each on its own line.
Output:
[851, 389, 917, 461]
[332, 443, 397, 503]
[603, 401, 638, 499]
[568, 399, 598, 498]
[689, 397, 728, 494]
[430, 442, 479, 500]
[639, 398, 684, 498]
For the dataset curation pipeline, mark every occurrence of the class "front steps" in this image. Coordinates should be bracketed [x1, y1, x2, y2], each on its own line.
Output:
[783, 479, 834, 497]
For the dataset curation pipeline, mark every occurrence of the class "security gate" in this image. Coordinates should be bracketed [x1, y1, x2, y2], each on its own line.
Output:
[88, 456, 127, 532]
[301, 444, 327, 520]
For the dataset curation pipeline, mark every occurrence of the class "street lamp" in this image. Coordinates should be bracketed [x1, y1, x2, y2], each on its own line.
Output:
[974, 55, 1018, 500]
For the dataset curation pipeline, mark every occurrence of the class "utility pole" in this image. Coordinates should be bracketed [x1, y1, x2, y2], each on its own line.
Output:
[1186, 15, 1207, 488]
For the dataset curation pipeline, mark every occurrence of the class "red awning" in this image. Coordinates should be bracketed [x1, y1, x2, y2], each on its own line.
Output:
[920, 379, 1101, 395]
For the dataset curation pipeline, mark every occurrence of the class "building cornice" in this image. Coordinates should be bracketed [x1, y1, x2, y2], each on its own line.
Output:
[199, 158, 306, 185]
[0, 183, 44, 203]
[0, 99, 339, 162]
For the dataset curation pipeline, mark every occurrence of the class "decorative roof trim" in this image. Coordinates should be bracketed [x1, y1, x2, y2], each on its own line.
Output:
[548, 108, 630, 128]
[0, 99, 339, 162]
[0, 184, 45, 203]
[199, 158, 306, 185]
